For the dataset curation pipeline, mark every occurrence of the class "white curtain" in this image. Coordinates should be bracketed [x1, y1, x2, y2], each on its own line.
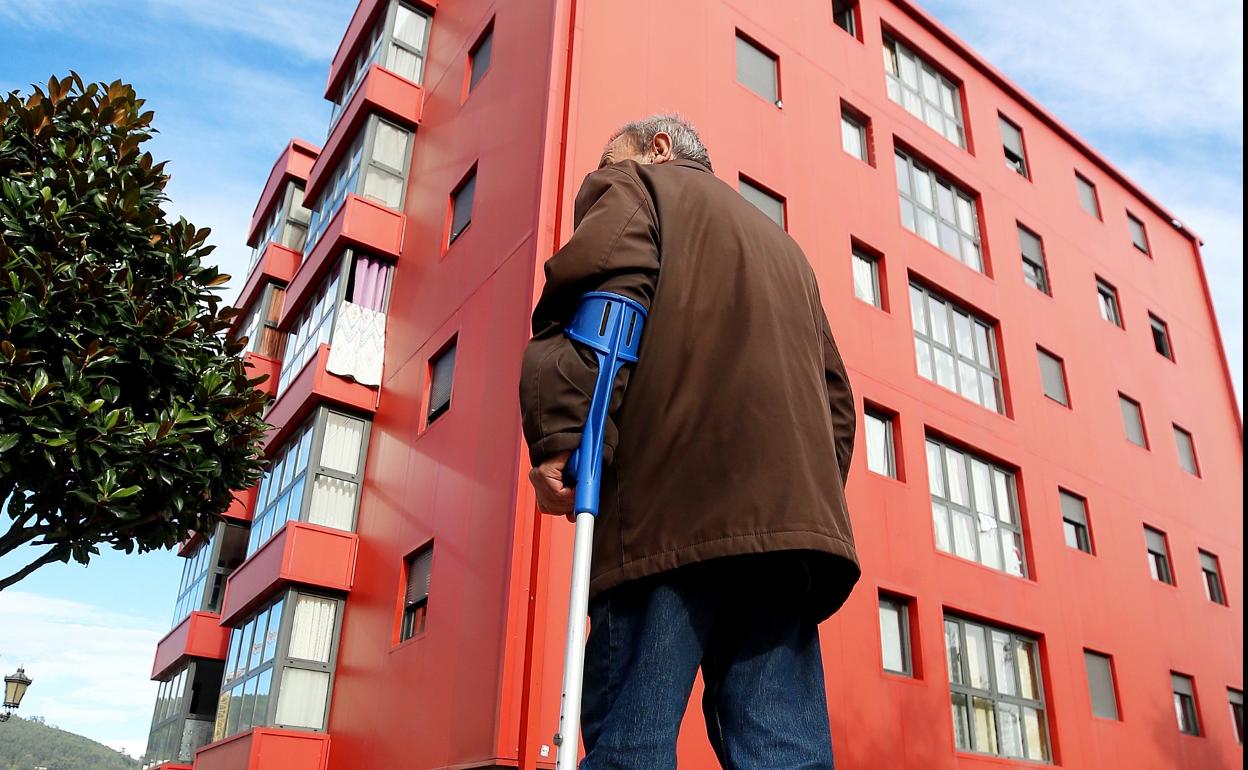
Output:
[275, 668, 329, 729]
[307, 475, 357, 531]
[326, 301, 386, 387]
[287, 594, 336, 663]
[320, 412, 364, 473]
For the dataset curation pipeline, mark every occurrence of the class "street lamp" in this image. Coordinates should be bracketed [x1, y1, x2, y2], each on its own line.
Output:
[1, 666, 32, 722]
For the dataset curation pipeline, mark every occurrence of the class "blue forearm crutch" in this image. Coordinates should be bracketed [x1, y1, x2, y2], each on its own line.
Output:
[551, 291, 646, 770]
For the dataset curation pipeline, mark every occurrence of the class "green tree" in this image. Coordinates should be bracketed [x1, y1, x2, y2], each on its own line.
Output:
[0, 73, 268, 589]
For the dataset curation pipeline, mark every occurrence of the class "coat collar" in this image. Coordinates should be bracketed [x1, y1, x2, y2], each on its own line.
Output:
[670, 159, 712, 173]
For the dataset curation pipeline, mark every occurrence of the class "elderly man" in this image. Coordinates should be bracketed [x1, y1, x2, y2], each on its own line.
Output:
[520, 114, 859, 769]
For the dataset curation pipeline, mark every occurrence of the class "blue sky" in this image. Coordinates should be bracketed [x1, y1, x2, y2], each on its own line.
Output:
[0, 0, 1241, 759]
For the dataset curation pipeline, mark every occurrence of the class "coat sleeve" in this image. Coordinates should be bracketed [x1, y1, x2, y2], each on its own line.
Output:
[519, 164, 660, 466]
[819, 308, 856, 485]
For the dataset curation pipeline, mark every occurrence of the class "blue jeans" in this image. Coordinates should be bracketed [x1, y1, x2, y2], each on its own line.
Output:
[580, 552, 836, 770]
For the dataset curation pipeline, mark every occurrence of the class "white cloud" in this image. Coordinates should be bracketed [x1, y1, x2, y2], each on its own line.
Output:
[0, 591, 163, 752]
[150, 0, 351, 62]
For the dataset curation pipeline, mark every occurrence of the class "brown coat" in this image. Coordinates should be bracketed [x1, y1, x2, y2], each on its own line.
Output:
[520, 159, 860, 620]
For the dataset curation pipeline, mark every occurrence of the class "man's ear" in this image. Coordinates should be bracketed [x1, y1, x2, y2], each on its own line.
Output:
[651, 131, 673, 162]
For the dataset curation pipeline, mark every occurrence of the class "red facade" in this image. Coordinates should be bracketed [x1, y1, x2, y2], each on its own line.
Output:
[141, 2, 1242, 770]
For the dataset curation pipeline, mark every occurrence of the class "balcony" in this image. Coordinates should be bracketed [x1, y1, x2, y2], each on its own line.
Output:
[224, 484, 260, 525]
[262, 345, 377, 454]
[244, 352, 282, 401]
[219, 521, 358, 626]
[194, 728, 330, 770]
[307, 64, 424, 208]
[232, 244, 301, 337]
[246, 140, 319, 249]
[151, 612, 230, 681]
[325, 0, 439, 99]
[279, 196, 403, 338]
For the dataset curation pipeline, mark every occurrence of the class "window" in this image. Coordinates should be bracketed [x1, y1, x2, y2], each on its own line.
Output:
[214, 591, 343, 740]
[1230, 689, 1244, 744]
[864, 409, 896, 478]
[926, 439, 1025, 576]
[1173, 425, 1199, 476]
[249, 182, 312, 268]
[1172, 673, 1201, 735]
[883, 37, 966, 147]
[1084, 651, 1120, 720]
[1076, 173, 1101, 219]
[1059, 490, 1092, 553]
[944, 616, 1049, 760]
[1150, 314, 1173, 359]
[739, 177, 786, 228]
[170, 523, 249, 627]
[1145, 526, 1174, 584]
[1036, 348, 1069, 406]
[1017, 224, 1049, 294]
[1119, 393, 1147, 448]
[235, 284, 288, 361]
[144, 661, 221, 766]
[852, 247, 882, 307]
[1127, 212, 1150, 254]
[305, 116, 414, 251]
[1096, 278, 1122, 327]
[428, 341, 457, 424]
[895, 150, 982, 271]
[468, 21, 493, 93]
[735, 32, 780, 105]
[841, 103, 870, 163]
[878, 595, 912, 675]
[449, 168, 477, 245]
[832, 0, 859, 38]
[910, 284, 1002, 412]
[248, 409, 370, 556]
[999, 115, 1028, 178]
[1199, 551, 1226, 605]
[401, 546, 433, 640]
[328, 1, 432, 128]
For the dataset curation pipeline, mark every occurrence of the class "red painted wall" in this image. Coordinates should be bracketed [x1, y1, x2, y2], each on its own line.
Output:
[215, 2, 1243, 770]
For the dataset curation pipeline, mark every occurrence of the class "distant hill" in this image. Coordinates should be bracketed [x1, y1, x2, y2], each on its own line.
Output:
[0, 716, 140, 770]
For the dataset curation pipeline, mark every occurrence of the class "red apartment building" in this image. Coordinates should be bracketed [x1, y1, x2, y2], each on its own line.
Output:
[141, 1, 1243, 769]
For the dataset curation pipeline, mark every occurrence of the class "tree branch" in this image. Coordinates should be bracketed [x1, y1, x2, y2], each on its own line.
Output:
[0, 544, 70, 591]
[0, 520, 45, 558]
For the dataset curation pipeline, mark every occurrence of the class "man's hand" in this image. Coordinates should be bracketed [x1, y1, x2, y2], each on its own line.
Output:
[529, 450, 576, 521]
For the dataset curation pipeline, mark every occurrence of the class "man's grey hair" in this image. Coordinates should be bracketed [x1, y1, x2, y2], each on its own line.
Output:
[611, 114, 713, 172]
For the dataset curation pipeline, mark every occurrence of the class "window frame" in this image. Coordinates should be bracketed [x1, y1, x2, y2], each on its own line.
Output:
[832, 0, 861, 40]
[998, 114, 1029, 179]
[247, 407, 372, 557]
[1036, 347, 1069, 407]
[910, 283, 1003, 413]
[1075, 172, 1102, 219]
[1199, 550, 1227, 605]
[895, 149, 983, 271]
[1096, 277, 1123, 327]
[1118, 393, 1148, 448]
[944, 615, 1051, 761]
[925, 438, 1027, 577]
[1058, 489, 1093, 554]
[1229, 688, 1244, 744]
[1172, 672, 1202, 736]
[883, 35, 967, 148]
[426, 337, 458, 426]
[851, 246, 883, 308]
[448, 165, 478, 247]
[1150, 313, 1174, 360]
[878, 594, 913, 676]
[249, 181, 312, 269]
[863, 408, 898, 478]
[277, 257, 350, 395]
[1083, 650, 1121, 720]
[734, 30, 781, 106]
[328, 0, 433, 129]
[1016, 223, 1050, 295]
[466, 19, 494, 95]
[739, 175, 787, 229]
[1144, 525, 1174, 585]
[1172, 424, 1199, 476]
[1127, 211, 1151, 255]
[840, 101, 872, 165]
[400, 544, 434, 641]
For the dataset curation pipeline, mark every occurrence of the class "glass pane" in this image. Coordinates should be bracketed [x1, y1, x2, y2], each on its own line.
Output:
[915, 338, 933, 379]
[935, 349, 956, 389]
[953, 511, 977, 559]
[978, 517, 1002, 570]
[879, 601, 905, 672]
[865, 414, 890, 475]
[363, 168, 403, 208]
[894, 154, 911, 195]
[307, 475, 358, 531]
[964, 624, 991, 689]
[944, 620, 964, 684]
[992, 631, 1017, 695]
[999, 702, 1024, 757]
[932, 502, 951, 552]
[288, 595, 337, 663]
[971, 697, 998, 754]
[852, 255, 877, 304]
[388, 45, 422, 83]
[1003, 531, 1024, 576]
[951, 693, 971, 750]
[253, 669, 273, 728]
[959, 362, 980, 404]
[917, 211, 939, 246]
[909, 286, 927, 333]
[275, 668, 330, 729]
[225, 684, 243, 736]
[970, 462, 993, 515]
[1024, 707, 1047, 760]
[1014, 641, 1038, 702]
[980, 372, 999, 412]
[993, 472, 1012, 523]
[944, 450, 967, 505]
[263, 598, 283, 662]
[899, 198, 915, 232]
[391, 5, 429, 48]
[371, 121, 409, 171]
[926, 442, 945, 497]
[735, 36, 778, 102]
[321, 413, 364, 474]
[913, 169, 933, 208]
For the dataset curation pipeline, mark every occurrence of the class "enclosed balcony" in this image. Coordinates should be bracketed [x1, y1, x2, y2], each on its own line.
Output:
[325, 0, 434, 125]
[168, 522, 250, 631]
[141, 660, 223, 769]
[193, 726, 330, 770]
[245, 140, 318, 261]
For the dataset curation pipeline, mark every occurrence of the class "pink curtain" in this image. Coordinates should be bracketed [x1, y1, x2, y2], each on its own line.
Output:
[351, 254, 392, 312]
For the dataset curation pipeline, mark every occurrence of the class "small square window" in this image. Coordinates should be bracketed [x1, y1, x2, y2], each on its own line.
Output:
[841, 103, 871, 164]
[1076, 172, 1101, 219]
[449, 168, 477, 245]
[1084, 651, 1120, 719]
[878, 594, 912, 675]
[1128, 212, 1150, 255]
[1173, 425, 1199, 476]
[735, 32, 780, 105]
[1119, 393, 1147, 448]
[468, 21, 494, 93]
[1145, 526, 1174, 585]
[852, 247, 882, 307]
[1097, 278, 1122, 327]
[1172, 673, 1201, 736]
[833, 0, 860, 39]
[1017, 224, 1049, 294]
[864, 409, 896, 478]
[1000, 115, 1029, 178]
[1199, 550, 1226, 605]
[428, 340, 457, 425]
[1059, 489, 1092, 553]
[401, 546, 433, 640]
[1037, 348, 1069, 406]
[1229, 689, 1244, 744]
[1150, 314, 1174, 360]
[739, 176, 785, 229]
